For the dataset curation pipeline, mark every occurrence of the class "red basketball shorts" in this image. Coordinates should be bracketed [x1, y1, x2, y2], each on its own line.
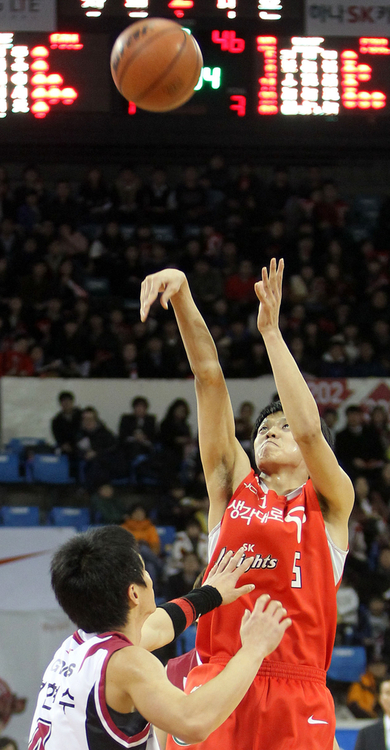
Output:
[166, 660, 335, 750]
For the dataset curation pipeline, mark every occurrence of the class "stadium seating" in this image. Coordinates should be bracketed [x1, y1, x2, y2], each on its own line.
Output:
[29, 454, 74, 484]
[157, 525, 176, 552]
[6, 437, 46, 454]
[327, 646, 367, 682]
[0, 505, 40, 526]
[48, 506, 91, 531]
[0, 452, 22, 482]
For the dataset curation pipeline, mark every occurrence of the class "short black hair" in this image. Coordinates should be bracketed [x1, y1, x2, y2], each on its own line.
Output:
[132, 396, 149, 409]
[0, 739, 18, 750]
[58, 391, 75, 403]
[252, 399, 335, 452]
[51, 526, 147, 633]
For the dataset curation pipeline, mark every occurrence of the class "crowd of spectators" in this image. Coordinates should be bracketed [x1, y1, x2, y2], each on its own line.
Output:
[0, 159, 389, 379]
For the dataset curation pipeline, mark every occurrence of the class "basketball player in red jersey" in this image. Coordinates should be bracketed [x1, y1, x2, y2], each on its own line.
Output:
[140, 259, 354, 750]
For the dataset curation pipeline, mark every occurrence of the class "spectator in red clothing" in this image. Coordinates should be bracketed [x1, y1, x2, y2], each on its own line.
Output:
[224, 259, 257, 310]
[313, 180, 349, 229]
[0, 336, 34, 376]
[0, 677, 26, 733]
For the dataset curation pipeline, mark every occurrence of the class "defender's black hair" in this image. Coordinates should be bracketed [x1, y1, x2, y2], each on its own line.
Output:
[51, 526, 146, 633]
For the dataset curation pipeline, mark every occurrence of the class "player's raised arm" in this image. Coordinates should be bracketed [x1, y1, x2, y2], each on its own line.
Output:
[140, 546, 255, 652]
[255, 258, 354, 548]
[140, 269, 250, 529]
[109, 595, 291, 745]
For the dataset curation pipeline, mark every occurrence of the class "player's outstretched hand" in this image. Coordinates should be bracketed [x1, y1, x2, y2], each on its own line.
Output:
[240, 594, 291, 659]
[140, 269, 187, 322]
[203, 547, 255, 606]
[254, 257, 284, 336]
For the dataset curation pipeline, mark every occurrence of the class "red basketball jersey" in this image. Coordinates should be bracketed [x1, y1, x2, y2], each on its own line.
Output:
[197, 470, 346, 672]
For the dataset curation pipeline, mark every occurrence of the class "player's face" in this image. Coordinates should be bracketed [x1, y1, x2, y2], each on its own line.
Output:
[253, 412, 304, 472]
[140, 562, 157, 616]
[379, 681, 390, 716]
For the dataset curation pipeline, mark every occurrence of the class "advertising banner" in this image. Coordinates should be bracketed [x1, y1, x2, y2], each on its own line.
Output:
[305, 0, 390, 36]
[0, 0, 56, 32]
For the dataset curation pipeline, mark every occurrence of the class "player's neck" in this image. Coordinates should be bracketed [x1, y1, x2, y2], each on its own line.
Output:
[258, 465, 308, 496]
[118, 612, 146, 646]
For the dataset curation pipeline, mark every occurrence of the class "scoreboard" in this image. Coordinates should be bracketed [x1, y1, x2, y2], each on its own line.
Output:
[2, 29, 390, 118]
[1, 0, 390, 153]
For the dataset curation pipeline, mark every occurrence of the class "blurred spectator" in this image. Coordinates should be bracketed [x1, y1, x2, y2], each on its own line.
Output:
[119, 396, 157, 459]
[347, 660, 388, 718]
[234, 401, 255, 454]
[354, 679, 390, 750]
[142, 168, 174, 221]
[90, 483, 124, 525]
[335, 405, 385, 479]
[51, 390, 82, 458]
[121, 503, 162, 588]
[165, 551, 202, 600]
[360, 597, 390, 661]
[336, 575, 360, 645]
[0, 678, 26, 734]
[44, 179, 80, 227]
[322, 407, 339, 444]
[77, 406, 121, 489]
[188, 258, 223, 309]
[0, 739, 18, 750]
[121, 502, 160, 555]
[159, 398, 193, 476]
[118, 343, 139, 379]
[138, 336, 175, 378]
[0, 336, 34, 376]
[224, 260, 257, 308]
[165, 517, 208, 576]
[78, 166, 112, 223]
[370, 406, 390, 460]
[110, 166, 142, 223]
[173, 166, 208, 224]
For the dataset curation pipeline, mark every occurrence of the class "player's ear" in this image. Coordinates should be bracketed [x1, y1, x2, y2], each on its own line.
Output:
[128, 583, 140, 607]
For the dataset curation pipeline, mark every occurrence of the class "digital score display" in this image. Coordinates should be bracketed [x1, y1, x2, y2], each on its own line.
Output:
[0, 32, 110, 118]
[123, 32, 390, 117]
[64, 0, 296, 22]
[1, 28, 390, 121]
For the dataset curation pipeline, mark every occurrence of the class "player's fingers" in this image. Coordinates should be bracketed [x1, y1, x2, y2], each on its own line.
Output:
[254, 280, 266, 302]
[274, 606, 288, 623]
[241, 608, 252, 627]
[268, 258, 279, 298]
[233, 583, 256, 599]
[264, 599, 283, 616]
[253, 593, 271, 613]
[276, 258, 284, 295]
[280, 617, 292, 632]
[211, 549, 235, 574]
[140, 277, 158, 321]
[262, 265, 270, 294]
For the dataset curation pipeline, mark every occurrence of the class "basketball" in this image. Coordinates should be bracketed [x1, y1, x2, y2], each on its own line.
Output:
[110, 18, 203, 113]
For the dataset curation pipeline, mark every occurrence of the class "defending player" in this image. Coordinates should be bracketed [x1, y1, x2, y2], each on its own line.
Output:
[28, 526, 290, 750]
[140, 260, 354, 750]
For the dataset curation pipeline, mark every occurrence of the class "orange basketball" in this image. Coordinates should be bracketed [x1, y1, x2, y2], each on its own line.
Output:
[110, 18, 203, 112]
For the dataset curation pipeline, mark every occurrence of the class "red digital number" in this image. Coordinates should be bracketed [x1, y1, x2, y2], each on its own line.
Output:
[229, 94, 246, 116]
[211, 30, 245, 53]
